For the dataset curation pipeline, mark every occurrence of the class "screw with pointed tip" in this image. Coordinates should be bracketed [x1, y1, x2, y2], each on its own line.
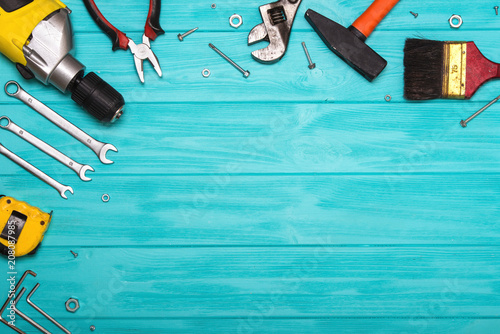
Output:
[178, 27, 198, 41]
[495, 6, 499, 15]
[301, 42, 316, 69]
[461, 94, 500, 128]
[70, 250, 78, 258]
[410, 11, 418, 18]
[209, 43, 250, 78]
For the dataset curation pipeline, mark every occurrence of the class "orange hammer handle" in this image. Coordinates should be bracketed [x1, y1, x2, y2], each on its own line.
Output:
[351, 0, 400, 38]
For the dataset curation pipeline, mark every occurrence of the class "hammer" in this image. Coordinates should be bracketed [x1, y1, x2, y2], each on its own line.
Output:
[305, 0, 400, 81]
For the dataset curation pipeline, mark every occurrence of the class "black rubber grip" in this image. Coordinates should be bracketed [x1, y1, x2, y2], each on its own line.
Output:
[0, 0, 33, 12]
[71, 72, 125, 123]
[83, 0, 129, 51]
[145, 0, 164, 40]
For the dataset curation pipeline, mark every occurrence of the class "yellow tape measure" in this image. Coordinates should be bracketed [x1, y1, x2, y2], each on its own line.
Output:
[0, 196, 52, 257]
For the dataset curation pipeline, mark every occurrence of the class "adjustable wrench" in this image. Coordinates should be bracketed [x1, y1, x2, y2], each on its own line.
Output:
[0, 116, 94, 181]
[0, 143, 73, 199]
[5, 81, 118, 164]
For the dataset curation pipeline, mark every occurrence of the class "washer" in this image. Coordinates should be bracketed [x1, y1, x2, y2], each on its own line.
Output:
[449, 14, 463, 28]
[65, 298, 79, 313]
[202, 69, 211, 78]
[102, 194, 110, 202]
[230, 14, 243, 28]
[211, 3, 216, 9]
[385, 94, 392, 102]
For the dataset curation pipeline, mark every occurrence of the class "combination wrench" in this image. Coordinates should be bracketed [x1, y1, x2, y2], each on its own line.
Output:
[0, 143, 73, 199]
[0, 116, 94, 181]
[5, 81, 118, 164]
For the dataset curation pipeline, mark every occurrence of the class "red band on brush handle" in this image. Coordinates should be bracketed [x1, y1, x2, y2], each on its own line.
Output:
[351, 0, 400, 38]
[465, 42, 500, 99]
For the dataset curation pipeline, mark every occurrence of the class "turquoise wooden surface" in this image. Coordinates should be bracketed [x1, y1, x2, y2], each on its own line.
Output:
[1, 0, 500, 333]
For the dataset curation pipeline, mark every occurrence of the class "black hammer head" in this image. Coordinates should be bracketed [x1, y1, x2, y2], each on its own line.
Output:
[305, 9, 387, 81]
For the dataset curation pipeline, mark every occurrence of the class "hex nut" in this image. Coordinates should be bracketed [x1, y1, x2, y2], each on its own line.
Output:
[230, 14, 243, 28]
[66, 298, 80, 313]
[449, 14, 463, 28]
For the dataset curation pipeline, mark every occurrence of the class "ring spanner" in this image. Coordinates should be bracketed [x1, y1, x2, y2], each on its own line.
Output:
[0, 143, 73, 199]
[5, 81, 118, 164]
[0, 116, 94, 181]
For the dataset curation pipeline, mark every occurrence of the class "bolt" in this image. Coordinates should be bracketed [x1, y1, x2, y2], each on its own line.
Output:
[70, 250, 78, 258]
[208, 43, 250, 78]
[495, 6, 499, 15]
[178, 27, 199, 41]
[90, 325, 96, 331]
[410, 11, 418, 18]
[461, 94, 500, 128]
[301, 42, 316, 69]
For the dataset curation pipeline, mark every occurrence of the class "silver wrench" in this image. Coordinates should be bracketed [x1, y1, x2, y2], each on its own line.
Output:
[0, 143, 73, 199]
[5, 81, 118, 164]
[0, 116, 94, 181]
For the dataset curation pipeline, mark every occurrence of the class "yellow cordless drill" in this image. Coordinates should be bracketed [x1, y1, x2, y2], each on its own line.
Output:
[0, 0, 124, 122]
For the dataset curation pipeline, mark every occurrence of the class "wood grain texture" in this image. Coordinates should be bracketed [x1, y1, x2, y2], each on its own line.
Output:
[0, 0, 499, 333]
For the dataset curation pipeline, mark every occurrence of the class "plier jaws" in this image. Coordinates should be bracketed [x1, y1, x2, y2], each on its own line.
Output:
[128, 35, 162, 83]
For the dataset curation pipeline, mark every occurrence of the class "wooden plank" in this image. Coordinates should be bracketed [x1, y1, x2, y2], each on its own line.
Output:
[0, 174, 498, 246]
[0, 102, 498, 176]
[2, 30, 500, 104]
[2, 246, 500, 319]
[6, 318, 500, 334]
[65, 0, 500, 33]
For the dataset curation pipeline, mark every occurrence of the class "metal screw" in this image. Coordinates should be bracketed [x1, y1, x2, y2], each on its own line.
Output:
[70, 250, 78, 258]
[301, 42, 315, 69]
[461, 94, 500, 127]
[178, 27, 198, 41]
[208, 43, 250, 78]
[495, 6, 499, 15]
[410, 11, 418, 18]
[90, 325, 96, 331]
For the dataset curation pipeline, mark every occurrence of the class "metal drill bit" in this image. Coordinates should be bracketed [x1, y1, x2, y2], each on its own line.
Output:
[461, 94, 500, 127]
[301, 42, 316, 69]
[209, 43, 250, 78]
[178, 27, 198, 41]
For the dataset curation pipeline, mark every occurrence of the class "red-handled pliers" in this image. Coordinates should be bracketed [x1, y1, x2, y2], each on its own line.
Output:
[83, 0, 165, 83]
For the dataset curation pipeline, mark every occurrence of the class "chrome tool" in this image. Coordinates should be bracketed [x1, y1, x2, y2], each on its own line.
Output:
[248, 0, 302, 63]
[5, 81, 118, 164]
[0, 117, 94, 181]
[83, 0, 164, 83]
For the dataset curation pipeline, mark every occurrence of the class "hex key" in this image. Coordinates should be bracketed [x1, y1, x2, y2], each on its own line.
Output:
[12, 288, 50, 334]
[27, 283, 71, 334]
[0, 270, 37, 334]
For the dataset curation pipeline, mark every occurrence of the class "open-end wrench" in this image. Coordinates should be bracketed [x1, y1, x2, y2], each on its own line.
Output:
[0, 116, 94, 181]
[0, 143, 73, 199]
[5, 81, 118, 164]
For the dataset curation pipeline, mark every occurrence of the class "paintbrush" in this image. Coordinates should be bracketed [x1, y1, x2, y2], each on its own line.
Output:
[404, 38, 500, 100]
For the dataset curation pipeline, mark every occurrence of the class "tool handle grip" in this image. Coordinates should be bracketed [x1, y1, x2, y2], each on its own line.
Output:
[145, 0, 164, 40]
[351, 0, 400, 38]
[83, 0, 129, 51]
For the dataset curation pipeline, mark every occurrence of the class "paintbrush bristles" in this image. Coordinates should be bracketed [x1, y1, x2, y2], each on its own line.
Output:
[404, 39, 445, 100]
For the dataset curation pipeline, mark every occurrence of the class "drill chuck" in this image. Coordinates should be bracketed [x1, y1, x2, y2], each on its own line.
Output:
[71, 72, 124, 123]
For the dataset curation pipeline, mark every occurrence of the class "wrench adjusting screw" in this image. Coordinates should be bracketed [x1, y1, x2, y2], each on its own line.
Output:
[178, 27, 198, 41]
[209, 43, 250, 78]
[301, 42, 316, 69]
